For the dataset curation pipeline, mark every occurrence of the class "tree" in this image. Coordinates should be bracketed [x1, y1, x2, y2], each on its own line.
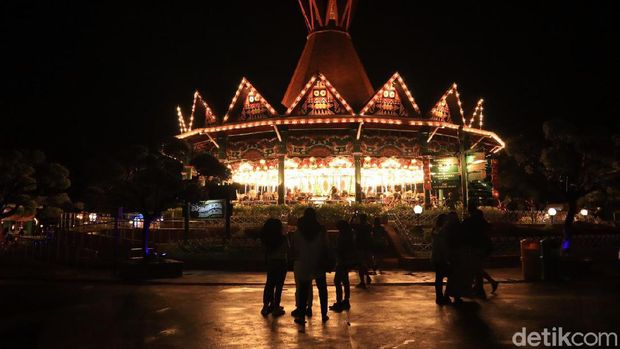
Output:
[161, 138, 230, 180]
[84, 143, 230, 256]
[498, 135, 548, 210]
[0, 150, 72, 224]
[85, 146, 184, 257]
[539, 119, 620, 246]
[161, 138, 231, 240]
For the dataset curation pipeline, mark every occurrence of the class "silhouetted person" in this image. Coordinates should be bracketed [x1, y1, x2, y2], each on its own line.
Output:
[352, 213, 372, 288]
[291, 283, 313, 318]
[260, 218, 288, 317]
[431, 214, 451, 305]
[445, 211, 471, 304]
[371, 217, 388, 274]
[444, 192, 456, 210]
[465, 208, 498, 298]
[292, 208, 329, 325]
[329, 220, 357, 312]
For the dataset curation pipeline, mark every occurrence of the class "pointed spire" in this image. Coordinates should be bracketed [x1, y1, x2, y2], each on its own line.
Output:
[360, 72, 421, 117]
[286, 73, 354, 116]
[298, 0, 355, 32]
[223, 78, 277, 123]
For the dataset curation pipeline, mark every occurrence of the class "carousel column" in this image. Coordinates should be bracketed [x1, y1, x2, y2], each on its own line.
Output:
[352, 132, 363, 203]
[423, 158, 432, 208]
[277, 129, 288, 205]
[458, 127, 470, 213]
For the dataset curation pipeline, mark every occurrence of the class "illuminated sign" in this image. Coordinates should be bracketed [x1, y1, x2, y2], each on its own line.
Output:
[191, 200, 226, 219]
[431, 157, 460, 189]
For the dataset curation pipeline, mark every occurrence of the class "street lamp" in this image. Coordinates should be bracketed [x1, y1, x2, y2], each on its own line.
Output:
[413, 204, 423, 215]
[413, 204, 423, 229]
[580, 209, 588, 223]
[548, 208, 557, 224]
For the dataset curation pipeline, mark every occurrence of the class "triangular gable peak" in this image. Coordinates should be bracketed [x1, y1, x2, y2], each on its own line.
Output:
[467, 98, 485, 128]
[430, 83, 466, 124]
[360, 72, 421, 117]
[177, 106, 188, 133]
[285, 73, 355, 116]
[223, 78, 277, 123]
[176, 91, 217, 133]
[191, 91, 217, 128]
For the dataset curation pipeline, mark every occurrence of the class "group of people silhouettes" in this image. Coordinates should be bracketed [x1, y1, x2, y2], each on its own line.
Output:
[260, 208, 386, 326]
[432, 206, 498, 304]
[260, 205, 497, 327]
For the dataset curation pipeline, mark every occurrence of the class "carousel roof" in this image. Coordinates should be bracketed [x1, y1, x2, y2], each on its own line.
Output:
[175, 0, 504, 153]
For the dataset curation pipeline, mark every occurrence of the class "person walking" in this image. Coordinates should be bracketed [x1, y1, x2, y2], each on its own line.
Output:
[291, 208, 330, 325]
[260, 218, 288, 317]
[431, 214, 451, 305]
[465, 208, 498, 298]
[445, 211, 472, 304]
[352, 213, 372, 288]
[329, 220, 357, 312]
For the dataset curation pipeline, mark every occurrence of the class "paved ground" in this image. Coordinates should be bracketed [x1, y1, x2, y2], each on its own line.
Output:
[0, 264, 524, 286]
[1, 267, 619, 349]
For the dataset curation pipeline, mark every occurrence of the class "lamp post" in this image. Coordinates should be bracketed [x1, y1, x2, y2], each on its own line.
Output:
[548, 208, 557, 224]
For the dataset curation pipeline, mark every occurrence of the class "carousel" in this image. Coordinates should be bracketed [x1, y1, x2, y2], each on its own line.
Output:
[175, 0, 504, 207]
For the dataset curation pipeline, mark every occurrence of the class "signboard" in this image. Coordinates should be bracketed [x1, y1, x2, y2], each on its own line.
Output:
[466, 152, 487, 181]
[191, 200, 226, 219]
[430, 157, 460, 189]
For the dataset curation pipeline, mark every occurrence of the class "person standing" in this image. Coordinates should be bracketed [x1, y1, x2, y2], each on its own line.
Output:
[431, 214, 452, 305]
[291, 208, 330, 325]
[260, 218, 288, 317]
[352, 213, 372, 288]
[371, 217, 388, 274]
[329, 220, 357, 312]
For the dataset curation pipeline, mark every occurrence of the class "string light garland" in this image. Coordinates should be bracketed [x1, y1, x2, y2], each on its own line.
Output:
[360, 72, 421, 116]
[467, 98, 484, 128]
[176, 116, 505, 152]
[177, 106, 187, 133]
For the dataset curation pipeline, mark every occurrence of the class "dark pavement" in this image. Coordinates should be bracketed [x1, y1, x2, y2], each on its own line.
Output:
[1, 267, 619, 349]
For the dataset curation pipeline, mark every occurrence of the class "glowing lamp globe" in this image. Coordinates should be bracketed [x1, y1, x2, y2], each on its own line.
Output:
[580, 209, 588, 216]
[413, 205, 423, 215]
[547, 208, 557, 216]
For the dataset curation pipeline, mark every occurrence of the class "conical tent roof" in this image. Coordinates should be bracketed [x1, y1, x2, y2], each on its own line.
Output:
[282, 0, 373, 110]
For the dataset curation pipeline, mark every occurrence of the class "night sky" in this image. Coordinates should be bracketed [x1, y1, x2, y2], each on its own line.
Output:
[2, 1, 618, 170]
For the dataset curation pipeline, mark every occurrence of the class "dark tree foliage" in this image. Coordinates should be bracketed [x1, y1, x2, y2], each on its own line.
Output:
[539, 119, 620, 242]
[84, 142, 230, 255]
[499, 120, 620, 244]
[497, 135, 549, 210]
[161, 138, 230, 180]
[84, 146, 185, 256]
[0, 150, 72, 224]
